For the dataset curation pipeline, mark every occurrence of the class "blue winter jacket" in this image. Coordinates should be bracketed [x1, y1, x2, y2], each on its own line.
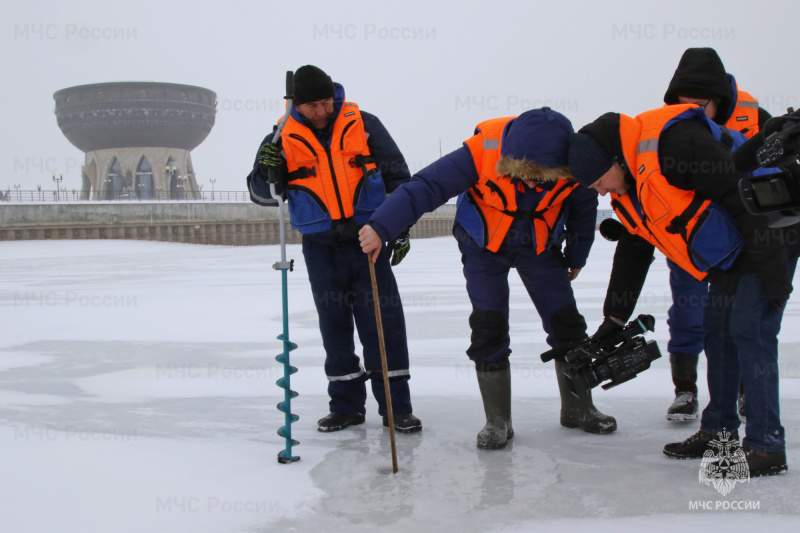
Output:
[368, 136, 598, 269]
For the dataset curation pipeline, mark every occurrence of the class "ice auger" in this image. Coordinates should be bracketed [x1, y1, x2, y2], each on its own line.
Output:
[271, 71, 300, 464]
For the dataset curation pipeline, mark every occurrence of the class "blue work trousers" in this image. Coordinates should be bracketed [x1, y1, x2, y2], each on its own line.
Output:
[667, 259, 708, 356]
[303, 236, 412, 417]
[457, 228, 587, 366]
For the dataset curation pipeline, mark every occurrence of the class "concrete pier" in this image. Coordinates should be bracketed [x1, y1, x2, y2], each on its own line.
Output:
[0, 202, 457, 245]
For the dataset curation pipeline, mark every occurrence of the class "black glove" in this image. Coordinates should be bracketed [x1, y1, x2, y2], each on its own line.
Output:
[257, 142, 283, 172]
[388, 229, 411, 266]
[592, 317, 624, 341]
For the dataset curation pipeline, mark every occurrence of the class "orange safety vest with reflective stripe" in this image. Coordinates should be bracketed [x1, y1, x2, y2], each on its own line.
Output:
[611, 104, 738, 280]
[279, 102, 385, 232]
[725, 88, 760, 139]
[460, 116, 578, 253]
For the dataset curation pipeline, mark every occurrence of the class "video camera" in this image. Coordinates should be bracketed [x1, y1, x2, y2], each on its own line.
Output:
[540, 314, 662, 398]
[734, 108, 800, 228]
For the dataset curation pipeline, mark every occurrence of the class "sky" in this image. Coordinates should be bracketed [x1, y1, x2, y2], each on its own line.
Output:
[2, 0, 800, 198]
[1, 236, 799, 531]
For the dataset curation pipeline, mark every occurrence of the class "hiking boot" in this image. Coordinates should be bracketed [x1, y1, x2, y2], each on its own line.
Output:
[476, 367, 513, 449]
[317, 412, 365, 432]
[666, 391, 699, 421]
[663, 429, 739, 459]
[382, 413, 422, 434]
[555, 360, 617, 434]
[743, 448, 788, 477]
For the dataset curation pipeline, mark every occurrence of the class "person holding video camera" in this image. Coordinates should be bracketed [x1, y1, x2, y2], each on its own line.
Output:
[359, 107, 616, 450]
[660, 47, 772, 422]
[568, 105, 799, 477]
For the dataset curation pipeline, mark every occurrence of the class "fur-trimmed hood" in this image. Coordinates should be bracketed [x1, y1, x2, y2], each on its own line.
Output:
[495, 107, 574, 182]
[495, 155, 571, 182]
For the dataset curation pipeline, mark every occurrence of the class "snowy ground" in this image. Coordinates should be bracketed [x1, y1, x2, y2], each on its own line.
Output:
[1, 235, 799, 532]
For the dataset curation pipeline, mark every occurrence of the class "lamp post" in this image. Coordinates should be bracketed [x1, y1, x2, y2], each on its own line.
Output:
[52, 174, 63, 201]
[165, 165, 177, 200]
[209, 178, 216, 201]
[14, 183, 20, 202]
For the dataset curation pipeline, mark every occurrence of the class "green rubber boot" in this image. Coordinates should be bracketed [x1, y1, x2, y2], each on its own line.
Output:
[476, 367, 514, 449]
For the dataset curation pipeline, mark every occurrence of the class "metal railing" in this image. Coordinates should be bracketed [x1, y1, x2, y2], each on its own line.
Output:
[1, 190, 252, 203]
[0, 191, 614, 225]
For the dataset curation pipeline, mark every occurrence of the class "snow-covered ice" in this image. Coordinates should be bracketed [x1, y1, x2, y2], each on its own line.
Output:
[1, 236, 799, 532]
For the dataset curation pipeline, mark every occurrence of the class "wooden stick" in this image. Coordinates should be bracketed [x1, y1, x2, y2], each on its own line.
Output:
[368, 252, 398, 473]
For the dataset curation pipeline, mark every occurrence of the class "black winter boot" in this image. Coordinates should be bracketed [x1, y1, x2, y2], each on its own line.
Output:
[743, 448, 788, 477]
[663, 429, 739, 459]
[317, 412, 365, 432]
[476, 367, 514, 450]
[667, 353, 699, 421]
[555, 360, 617, 434]
[382, 413, 422, 433]
[666, 392, 699, 421]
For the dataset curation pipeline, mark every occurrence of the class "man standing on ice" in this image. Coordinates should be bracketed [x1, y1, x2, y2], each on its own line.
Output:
[359, 107, 616, 450]
[247, 65, 422, 434]
[660, 47, 771, 422]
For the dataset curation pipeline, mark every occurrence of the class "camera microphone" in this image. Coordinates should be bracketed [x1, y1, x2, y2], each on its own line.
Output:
[599, 218, 625, 242]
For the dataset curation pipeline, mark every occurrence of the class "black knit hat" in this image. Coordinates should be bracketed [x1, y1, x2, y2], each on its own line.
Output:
[568, 133, 614, 188]
[293, 65, 335, 105]
[569, 112, 627, 189]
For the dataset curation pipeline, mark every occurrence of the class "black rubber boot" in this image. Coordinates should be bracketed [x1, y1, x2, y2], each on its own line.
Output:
[476, 367, 514, 450]
[555, 360, 617, 434]
[667, 353, 699, 421]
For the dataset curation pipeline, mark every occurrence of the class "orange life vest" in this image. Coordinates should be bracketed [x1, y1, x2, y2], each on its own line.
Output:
[612, 104, 742, 280]
[279, 102, 385, 233]
[458, 116, 578, 252]
[725, 88, 760, 139]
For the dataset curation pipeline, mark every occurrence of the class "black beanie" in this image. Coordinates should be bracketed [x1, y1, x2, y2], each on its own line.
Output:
[568, 133, 614, 188]
[293, 65, 335, 105]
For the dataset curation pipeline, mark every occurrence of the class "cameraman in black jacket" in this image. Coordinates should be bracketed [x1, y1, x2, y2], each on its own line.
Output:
[568, 108, 799, 477]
